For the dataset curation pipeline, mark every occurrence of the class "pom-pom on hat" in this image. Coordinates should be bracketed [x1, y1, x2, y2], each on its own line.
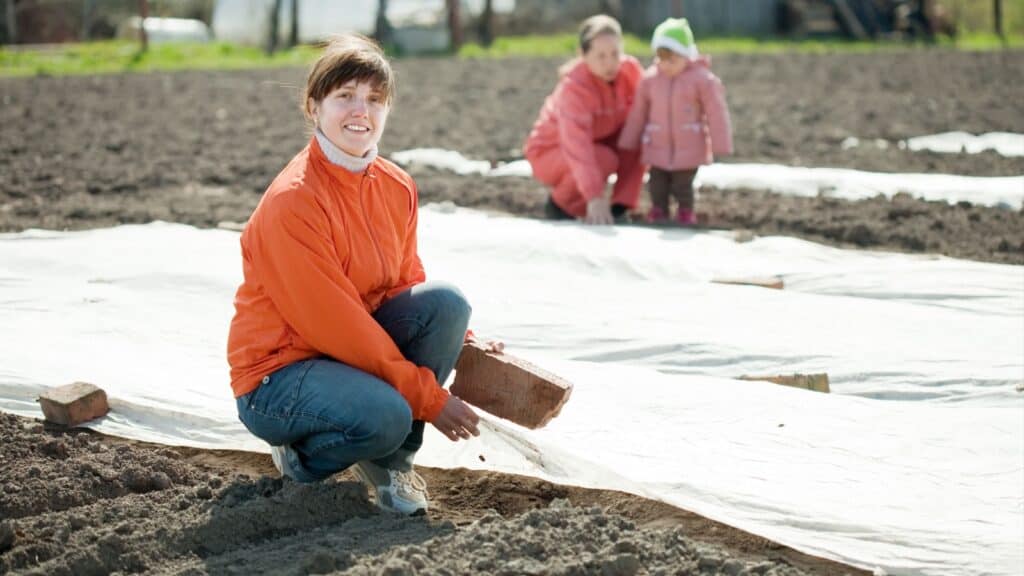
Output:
[651, 18, 698, 60]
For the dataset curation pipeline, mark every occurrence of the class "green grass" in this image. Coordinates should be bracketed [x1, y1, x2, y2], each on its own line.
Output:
[2, 31, 1020, 78]
[458, 31, 1023, 58]
[944, 0, 1024, 37]
[0, 40, 320, 77]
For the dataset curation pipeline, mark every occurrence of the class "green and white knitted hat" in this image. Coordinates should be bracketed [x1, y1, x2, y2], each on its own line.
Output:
[651, 18, 698, 60]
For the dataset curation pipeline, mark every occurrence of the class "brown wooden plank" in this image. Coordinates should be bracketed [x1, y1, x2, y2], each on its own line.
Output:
[711, 276, 785, 290]
[738, 373, 831, 393]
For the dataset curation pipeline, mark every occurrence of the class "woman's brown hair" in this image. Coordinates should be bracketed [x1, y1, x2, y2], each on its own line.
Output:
[558, 14, 623, 76]
[303, 34, 395, 119]
[578, 14, 622, 53]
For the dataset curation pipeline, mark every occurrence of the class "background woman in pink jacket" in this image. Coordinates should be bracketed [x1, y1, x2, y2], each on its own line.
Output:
[619, 18, 733, 225]
[524, 15, 645, 226]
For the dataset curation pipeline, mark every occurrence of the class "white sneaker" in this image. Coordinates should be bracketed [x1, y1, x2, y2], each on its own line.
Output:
[270, 445, 296, 480]
[351, 461, 429, 516]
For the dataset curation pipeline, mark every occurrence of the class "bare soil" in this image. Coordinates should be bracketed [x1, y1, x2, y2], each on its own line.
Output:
[0, 413, 865, 575]
[1, 51, 1021, 262]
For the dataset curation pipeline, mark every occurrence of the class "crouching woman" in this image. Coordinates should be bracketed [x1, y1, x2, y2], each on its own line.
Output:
[226, 34, 480, 516]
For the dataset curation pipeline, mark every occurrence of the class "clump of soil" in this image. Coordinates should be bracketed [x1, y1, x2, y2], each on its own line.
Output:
[0, 412, 864, 575]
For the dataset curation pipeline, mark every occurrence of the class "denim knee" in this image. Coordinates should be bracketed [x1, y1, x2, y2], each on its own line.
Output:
[362, 398, 414, 458]
[426, 282, 472, 327]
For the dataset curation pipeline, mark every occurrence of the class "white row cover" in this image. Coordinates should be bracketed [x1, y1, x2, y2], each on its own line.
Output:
[842, 132, 1024, 158]
[906, 131, 1024, 157]
[0, 209, 1021, 576]
[390, 148, 1024, 209]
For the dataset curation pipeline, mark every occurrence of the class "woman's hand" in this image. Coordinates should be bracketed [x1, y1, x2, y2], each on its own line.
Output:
[482, 340, 505, 353]
[585, 197, 614, 225]
[466, 332, 505, 354]
[431, 395, 480, 441]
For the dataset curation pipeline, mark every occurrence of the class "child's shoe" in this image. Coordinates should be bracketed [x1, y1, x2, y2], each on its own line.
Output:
[646, 206, 668, 223]
[676, 208, 697, 226]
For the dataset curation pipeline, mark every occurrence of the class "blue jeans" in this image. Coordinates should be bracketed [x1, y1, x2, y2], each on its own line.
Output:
[236, 281, 471, 482]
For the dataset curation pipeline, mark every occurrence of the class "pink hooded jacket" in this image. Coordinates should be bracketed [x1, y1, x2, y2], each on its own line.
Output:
[618, 57, 733, 171]
[524, 56, 644, 202]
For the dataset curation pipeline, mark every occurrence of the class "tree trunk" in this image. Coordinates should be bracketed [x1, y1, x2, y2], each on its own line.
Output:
[81, 0, 94, 41]
[994, 0, 1004, 40]
[289, 0, 298, 47]
[266, 0, 282, 55]
[375, 0, 391, 45]
[446, 0, 461, 52]
[5, 0, 17, 44]
[138, 0, 148, 52]
[477, 0, 493, 47]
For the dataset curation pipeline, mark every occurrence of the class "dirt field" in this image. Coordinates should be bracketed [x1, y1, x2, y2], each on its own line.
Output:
[0, 50, 1021, 575]
[0, 412, 863, 575]
[0, 51, 1022, 262]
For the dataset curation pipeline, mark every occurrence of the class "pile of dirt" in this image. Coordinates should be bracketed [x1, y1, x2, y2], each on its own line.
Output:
[0, 51, 1021, 263]
[0, 412, 863, 575]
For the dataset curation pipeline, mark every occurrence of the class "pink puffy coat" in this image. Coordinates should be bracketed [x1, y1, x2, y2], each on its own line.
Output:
[618, 57, 733, 170]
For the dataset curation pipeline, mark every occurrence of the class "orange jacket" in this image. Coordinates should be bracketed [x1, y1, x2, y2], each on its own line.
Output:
[227, 136, 449, 421]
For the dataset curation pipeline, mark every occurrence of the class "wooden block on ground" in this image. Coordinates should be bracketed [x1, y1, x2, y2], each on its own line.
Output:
[451, 342, 573, 429]
[738, 373, 831, 393]
[732, 229, 756, 243]
[37, 382, 110, 426]
[217, 220, 246, 232]
[712, 276, 785, 290]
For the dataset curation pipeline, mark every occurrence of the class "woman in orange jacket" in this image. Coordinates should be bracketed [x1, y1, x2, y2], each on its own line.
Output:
[227, 35, 480, 516]
[524, 14, 645, 225]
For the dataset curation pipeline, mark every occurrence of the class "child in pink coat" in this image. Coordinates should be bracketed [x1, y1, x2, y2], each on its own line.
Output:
[619, 18, 733, 225]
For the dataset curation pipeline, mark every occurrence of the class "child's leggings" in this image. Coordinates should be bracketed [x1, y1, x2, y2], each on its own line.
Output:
[649, 167, 698, 213]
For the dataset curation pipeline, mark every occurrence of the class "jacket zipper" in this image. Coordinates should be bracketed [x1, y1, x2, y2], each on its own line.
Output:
[359, 170, 387, 286]
[667, 75, 676, 164]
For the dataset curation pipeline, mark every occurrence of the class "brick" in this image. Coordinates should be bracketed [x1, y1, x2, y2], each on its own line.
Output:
[738, 373, 831, 393]
[37, 382, 110, 426]
[712, 276, 784, 290]
[451, 342, 573, 429]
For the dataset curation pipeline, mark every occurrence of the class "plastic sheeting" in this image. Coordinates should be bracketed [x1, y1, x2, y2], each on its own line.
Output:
[390, 148, 1024, 209]
[906, 132, 1024, 158]
[1, 210, 1021, 576]
[840, 132, 1024, 158]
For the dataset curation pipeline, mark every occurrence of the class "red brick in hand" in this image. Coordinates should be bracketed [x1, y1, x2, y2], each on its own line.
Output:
[451, 342, 573, 429]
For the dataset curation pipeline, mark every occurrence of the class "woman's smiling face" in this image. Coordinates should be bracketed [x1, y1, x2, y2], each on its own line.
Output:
[309, 79, 389, 157]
